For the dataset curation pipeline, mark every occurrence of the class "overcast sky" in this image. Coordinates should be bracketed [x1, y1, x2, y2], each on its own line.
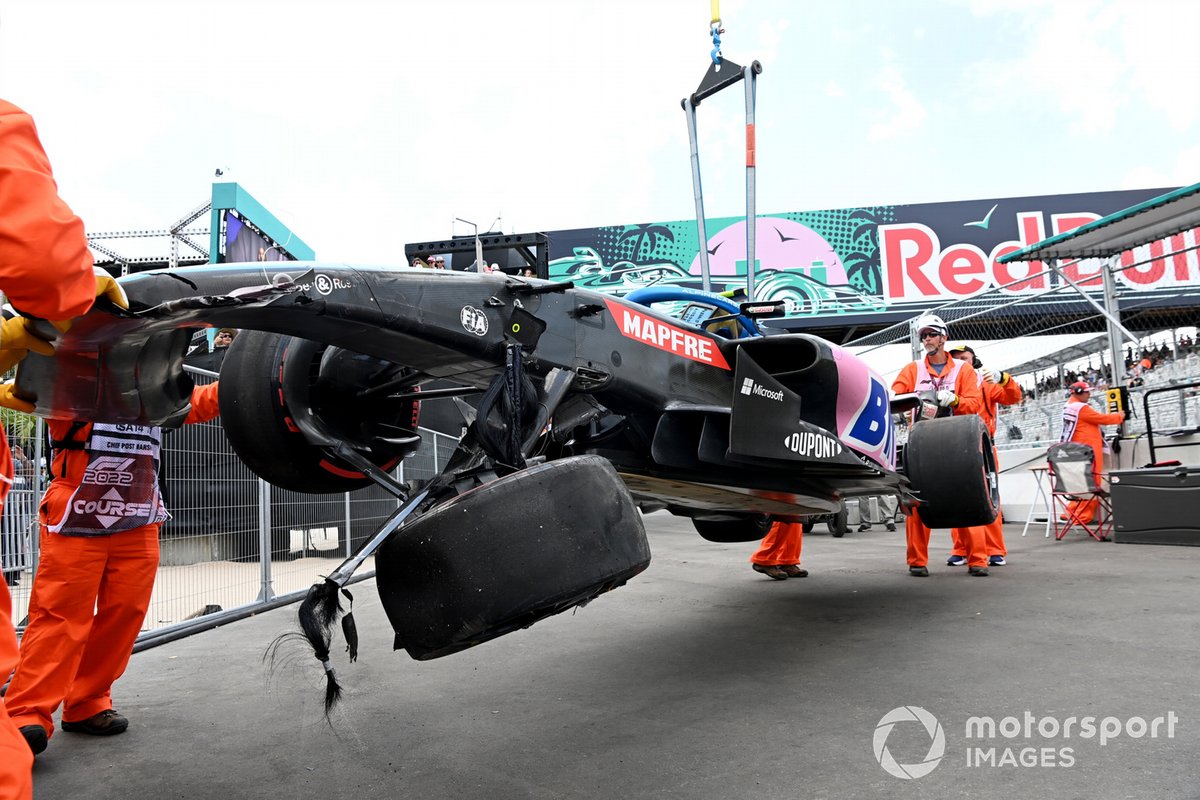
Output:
[2, 0, 1197, 265]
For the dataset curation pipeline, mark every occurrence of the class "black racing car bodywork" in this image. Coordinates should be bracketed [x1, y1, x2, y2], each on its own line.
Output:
[16, 263, 997, 664]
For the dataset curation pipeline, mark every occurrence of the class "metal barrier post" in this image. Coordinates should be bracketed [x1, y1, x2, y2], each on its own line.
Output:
[344, 491, 352, 558]
[256, 478, 275, 602]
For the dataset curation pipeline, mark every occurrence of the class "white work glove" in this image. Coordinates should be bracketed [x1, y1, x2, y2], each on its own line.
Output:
[936, 389, 958, 408]
[982, 368, 1004, 384]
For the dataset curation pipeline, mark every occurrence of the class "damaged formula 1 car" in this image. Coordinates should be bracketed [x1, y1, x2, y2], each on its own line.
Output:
[15, 263, 997, 689]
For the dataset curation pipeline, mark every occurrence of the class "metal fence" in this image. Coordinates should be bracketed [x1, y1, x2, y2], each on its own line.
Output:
[3, 368, 460, 644]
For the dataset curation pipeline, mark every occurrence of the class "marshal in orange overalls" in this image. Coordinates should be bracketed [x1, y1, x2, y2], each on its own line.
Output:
[948, 358, 1022, 562]
[892, 353, 983, 570]
[751, 521, 804, 574]
[0, 98, 101, 800]
[1060, 388, 1124, 524]
[4, 383, 220, 749]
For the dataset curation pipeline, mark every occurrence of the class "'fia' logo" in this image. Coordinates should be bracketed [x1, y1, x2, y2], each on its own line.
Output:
[460, 306, 489, 336]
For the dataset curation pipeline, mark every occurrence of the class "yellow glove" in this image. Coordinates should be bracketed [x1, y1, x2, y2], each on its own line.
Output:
[94, 265, 129, 309]
[47, 266, 131, 335]
[0, 315, 55, 356]
[0, 382, 34, 414]
[0, 348, 27, 376]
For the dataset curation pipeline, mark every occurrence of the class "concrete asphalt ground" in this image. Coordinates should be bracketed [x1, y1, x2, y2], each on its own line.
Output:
[26, 513, 1200, 800]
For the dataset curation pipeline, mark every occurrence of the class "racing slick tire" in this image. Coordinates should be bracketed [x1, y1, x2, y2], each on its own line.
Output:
[692, 514, 774, 543]
[376, 455, 651, 660]
[827, 506, 849, 537]
[219, 331, 421, 493]
[905, 415, 999, 529]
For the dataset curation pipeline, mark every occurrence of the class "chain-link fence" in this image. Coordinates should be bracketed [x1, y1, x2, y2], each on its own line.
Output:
[3, 367, 460, 644]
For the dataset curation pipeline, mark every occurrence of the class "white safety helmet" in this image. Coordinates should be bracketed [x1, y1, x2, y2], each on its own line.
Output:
[915, 313, 948, 338]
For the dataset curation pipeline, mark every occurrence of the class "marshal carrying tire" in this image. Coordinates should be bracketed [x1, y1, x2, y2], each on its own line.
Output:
[692, 514, 774, 543]
[904, 415, 999, 529]
[218, 331, 421, 493]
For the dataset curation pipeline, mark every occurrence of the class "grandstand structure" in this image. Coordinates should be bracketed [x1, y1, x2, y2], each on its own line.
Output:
[87, 181, 313, 274]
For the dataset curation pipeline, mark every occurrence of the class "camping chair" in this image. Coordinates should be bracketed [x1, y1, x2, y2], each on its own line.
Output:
[1046, 442, 1114, 541]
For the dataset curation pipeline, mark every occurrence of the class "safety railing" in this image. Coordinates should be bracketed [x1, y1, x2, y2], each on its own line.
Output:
[3, 370, 461, 645]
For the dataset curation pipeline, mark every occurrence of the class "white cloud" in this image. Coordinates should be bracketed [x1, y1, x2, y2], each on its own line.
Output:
[867, 62, 927, 141]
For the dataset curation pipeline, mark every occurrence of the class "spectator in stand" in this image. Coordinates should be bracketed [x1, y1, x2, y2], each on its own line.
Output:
[213, 328, 237, 349]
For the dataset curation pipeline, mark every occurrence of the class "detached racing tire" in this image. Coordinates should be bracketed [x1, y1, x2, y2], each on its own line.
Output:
[218, 331, 421, 493]
[693, 514, 773, 543]
[827, 506, 849, 537]
[376, 455, 651, 660]
[905, 415, 998, 529]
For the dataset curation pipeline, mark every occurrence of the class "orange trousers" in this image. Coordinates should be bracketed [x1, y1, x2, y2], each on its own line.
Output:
[751, 521, 803, 566]
[906, 510, 987, 568]
[2, 586, 32, 800]
[950, 508, 1007, 558]
[0, 475, 32, 800]
[5, 522, 158, 740]
[1065, 497, 1101, 525]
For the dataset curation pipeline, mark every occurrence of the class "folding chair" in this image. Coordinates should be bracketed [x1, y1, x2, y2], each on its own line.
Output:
[1046, 442, 1114, 541]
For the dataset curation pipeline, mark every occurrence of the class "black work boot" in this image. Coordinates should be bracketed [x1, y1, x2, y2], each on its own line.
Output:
[61, 709, 129, 736]
[19, 725, 48, 755]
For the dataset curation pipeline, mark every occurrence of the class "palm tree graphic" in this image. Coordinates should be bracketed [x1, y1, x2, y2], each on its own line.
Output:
[617, 224, 675, 263]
